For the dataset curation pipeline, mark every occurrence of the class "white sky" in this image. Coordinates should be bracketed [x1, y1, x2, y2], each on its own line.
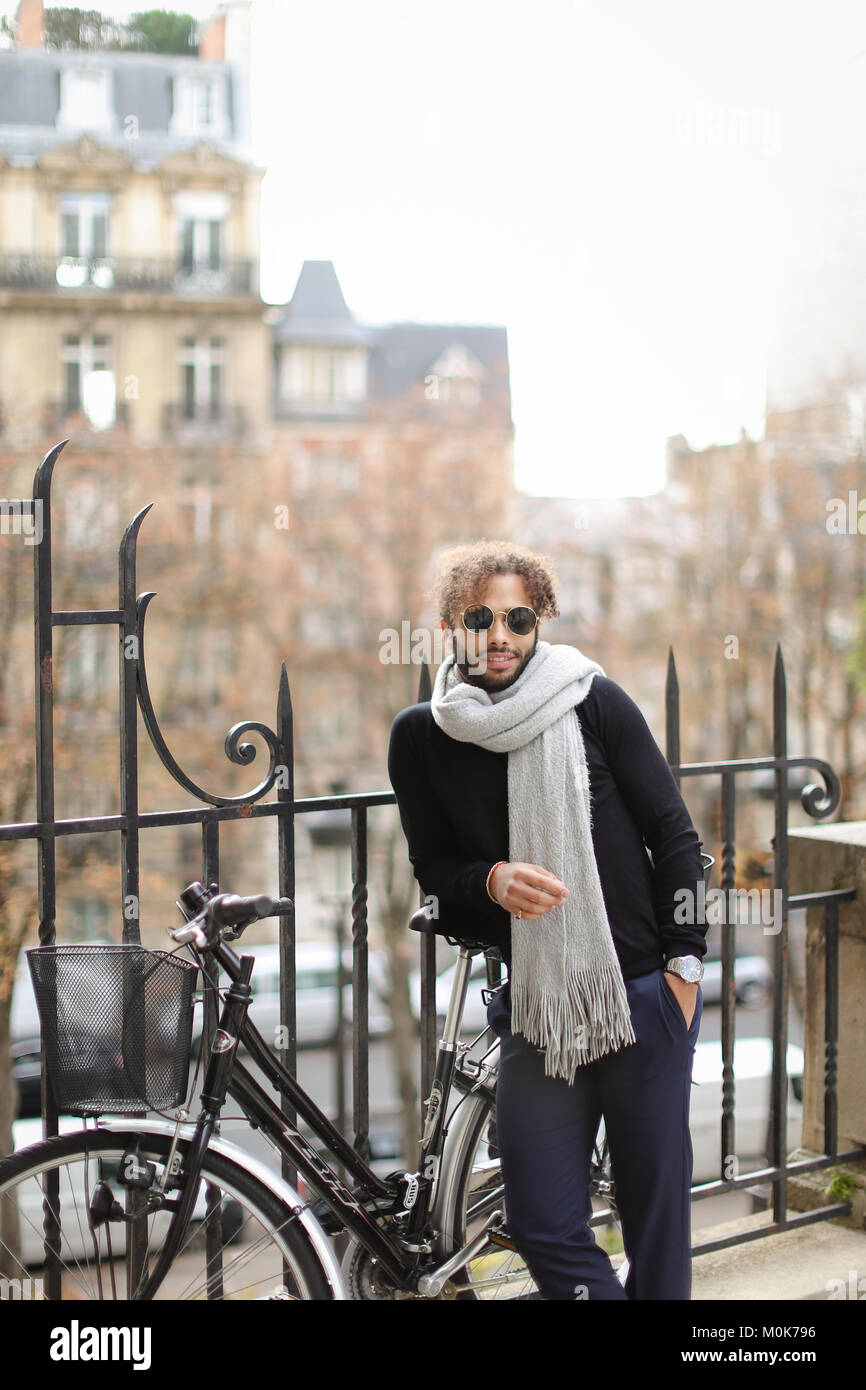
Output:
[5, 0, 866, 496]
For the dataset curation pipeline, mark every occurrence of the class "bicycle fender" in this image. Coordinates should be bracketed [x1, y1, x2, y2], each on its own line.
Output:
[97, 1116, 349, 1300]
[431, 1086, 496, 1258]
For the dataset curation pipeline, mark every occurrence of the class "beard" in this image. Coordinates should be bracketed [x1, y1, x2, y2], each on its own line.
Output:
[455, 631, 538, 693]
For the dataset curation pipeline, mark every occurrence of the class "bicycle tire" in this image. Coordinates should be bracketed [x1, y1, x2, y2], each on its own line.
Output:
[437, 1090, 628, 1300]
[0, 1130, 334, 1301]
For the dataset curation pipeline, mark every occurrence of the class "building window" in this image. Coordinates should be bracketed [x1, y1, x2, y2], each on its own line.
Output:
[280, 346, 367, 408]
[57, 68, 114, 133]
[173, 191, 230, 291]
[179, 336, 225, 421]
[56, 193, 113, 289]
[426, 342, 483, 404]
[178, 479, 225, 542]
[292, 449, 360, 496]
[844, 384, 866, 443]
[61, 333, 115, 427]
[180, 217, 222, 273]
[169, 73, 227, 139]
[192, 78, 215, 130]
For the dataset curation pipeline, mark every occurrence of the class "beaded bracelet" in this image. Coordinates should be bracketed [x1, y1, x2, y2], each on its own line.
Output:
[486, 860, 508, 905]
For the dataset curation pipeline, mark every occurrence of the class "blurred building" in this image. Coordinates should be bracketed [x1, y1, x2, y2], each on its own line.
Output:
[0, 0, 267, 452]
[516, 401, 866, 855]
[0, 1, 515, 776]
[268, 258, 515, 788]
[0, 3, 516, 934]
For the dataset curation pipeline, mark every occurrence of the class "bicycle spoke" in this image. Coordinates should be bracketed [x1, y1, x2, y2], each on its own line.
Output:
[169, 1212, 287, 1300]
[4, 1181, 102, 1301]
[465, 1265, 534, 1294]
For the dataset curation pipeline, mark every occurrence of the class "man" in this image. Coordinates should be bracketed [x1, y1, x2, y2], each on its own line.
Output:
[387, 540, 707, 1300]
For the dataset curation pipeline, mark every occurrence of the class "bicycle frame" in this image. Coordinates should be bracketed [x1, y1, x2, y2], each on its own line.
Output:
[141, 932, 502, 1298]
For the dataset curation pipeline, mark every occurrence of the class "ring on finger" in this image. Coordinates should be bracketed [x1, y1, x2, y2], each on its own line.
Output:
[516, 909, 523, 920]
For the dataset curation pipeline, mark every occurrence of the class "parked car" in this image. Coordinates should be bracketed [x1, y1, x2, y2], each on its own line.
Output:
[12, 1039, 43, 1120]
[698, 955, 773, 1008]
[192, 941, 393, 1052]
[11, 943, 117, 1047]
[409, 954, 498, 1035]
[12, 941, 394, 1069]
[11, 956, 45, 1046]
[688, 1037, 804, 1183]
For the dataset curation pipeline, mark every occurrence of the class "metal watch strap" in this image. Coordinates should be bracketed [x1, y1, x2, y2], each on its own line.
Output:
[664, 954, 704, 984]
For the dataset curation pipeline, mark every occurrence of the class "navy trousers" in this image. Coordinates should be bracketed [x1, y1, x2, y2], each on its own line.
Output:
[486, 967, 702, 1300]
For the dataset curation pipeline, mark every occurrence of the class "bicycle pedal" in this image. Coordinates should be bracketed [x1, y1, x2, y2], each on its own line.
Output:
[488, 1222, 518, 1252]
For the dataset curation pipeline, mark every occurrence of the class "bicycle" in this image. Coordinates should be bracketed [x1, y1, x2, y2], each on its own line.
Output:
[0, 883, 627, 1300]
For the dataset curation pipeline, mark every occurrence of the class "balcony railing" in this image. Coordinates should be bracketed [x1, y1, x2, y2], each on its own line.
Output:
[0, 255, 258, 297]
[41, 399, 131, 434]
[162, 401, 247, 439]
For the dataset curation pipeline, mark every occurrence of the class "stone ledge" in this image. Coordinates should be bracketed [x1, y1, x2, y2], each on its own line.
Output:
[691, 1209, 866, 1300]
[784, 1147, 866, 1230]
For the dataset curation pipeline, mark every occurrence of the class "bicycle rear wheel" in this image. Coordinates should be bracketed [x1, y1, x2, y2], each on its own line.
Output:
[439, 1093, 627, 1299]
[453, 1099, 537, 1299]
[0, 1130, 334, 1300]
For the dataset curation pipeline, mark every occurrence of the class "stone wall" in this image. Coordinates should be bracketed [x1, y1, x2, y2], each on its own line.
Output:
[789, 823, 866, 1154]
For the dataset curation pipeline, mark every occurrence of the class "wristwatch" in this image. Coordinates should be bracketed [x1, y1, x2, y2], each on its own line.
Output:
[664, 955, 704, 984]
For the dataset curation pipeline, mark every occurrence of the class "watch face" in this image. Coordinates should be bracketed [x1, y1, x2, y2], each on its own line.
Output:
[668, 956, 704, 984]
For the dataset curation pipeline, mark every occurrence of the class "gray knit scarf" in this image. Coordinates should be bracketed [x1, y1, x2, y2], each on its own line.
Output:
[430, 639, 636, 1083]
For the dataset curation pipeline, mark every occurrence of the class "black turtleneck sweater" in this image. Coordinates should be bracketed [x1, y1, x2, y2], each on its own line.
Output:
[387, 674, 708, 980]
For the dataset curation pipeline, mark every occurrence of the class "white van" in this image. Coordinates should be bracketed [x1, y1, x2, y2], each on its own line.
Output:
[688, 1036, 804, 1183]
[231, 942, 392, 1049]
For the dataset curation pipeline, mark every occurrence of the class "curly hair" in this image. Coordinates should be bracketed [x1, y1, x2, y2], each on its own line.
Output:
[428, 539, 560, 628]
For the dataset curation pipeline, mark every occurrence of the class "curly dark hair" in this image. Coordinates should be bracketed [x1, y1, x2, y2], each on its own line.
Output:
[428, 539, 560, 628]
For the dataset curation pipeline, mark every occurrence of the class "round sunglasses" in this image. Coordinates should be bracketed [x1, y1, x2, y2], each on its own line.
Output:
[460, 604, 538, 636]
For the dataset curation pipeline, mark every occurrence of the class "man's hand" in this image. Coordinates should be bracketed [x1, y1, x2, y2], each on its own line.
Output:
[489, 862, 569, 919]
[663, 971, 699, 1029]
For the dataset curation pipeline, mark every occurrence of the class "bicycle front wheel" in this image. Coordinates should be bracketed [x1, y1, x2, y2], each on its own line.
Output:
[0, 1129, 334, 1300]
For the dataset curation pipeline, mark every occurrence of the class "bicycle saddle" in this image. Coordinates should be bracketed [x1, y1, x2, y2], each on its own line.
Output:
[407, 902, 501, 957]
[408, 903, 437, 934]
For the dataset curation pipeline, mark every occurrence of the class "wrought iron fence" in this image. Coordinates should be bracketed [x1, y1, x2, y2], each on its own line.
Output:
[664, 649, 865, 1252]
[0, 439, 862, 1287]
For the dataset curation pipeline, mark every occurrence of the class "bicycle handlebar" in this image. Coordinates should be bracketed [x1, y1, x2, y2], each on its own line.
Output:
[210, 892, 276, 926]
[168, 887, 293, 947]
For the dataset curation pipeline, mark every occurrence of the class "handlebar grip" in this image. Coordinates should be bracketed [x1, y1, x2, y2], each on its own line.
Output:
[210, 893, 275, 927]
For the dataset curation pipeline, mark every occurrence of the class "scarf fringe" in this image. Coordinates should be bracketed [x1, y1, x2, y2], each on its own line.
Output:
[510, 961, 637, 1086]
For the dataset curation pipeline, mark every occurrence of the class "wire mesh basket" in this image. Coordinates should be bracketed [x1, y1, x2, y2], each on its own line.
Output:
[27, 944, 198, 1116]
